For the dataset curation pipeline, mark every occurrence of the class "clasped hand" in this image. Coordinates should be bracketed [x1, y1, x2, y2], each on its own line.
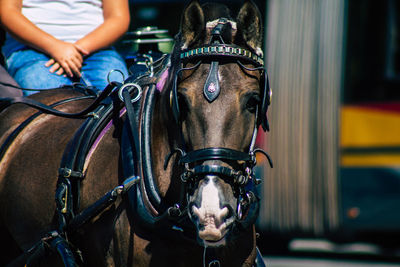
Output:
[45, 40, 89, 78]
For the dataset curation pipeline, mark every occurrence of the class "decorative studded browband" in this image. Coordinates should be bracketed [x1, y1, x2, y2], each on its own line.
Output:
[180, 44, 264, 66]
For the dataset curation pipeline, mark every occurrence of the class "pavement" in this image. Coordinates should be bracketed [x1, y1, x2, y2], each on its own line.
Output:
[261, 239, 400, 267]
[264, 257, 400, 267]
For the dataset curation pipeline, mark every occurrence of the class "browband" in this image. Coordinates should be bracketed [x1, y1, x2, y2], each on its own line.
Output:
[180, 44, 264, 67]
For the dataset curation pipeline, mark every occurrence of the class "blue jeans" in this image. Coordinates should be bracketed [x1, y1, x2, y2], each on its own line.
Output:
[5, 48, 128, 96]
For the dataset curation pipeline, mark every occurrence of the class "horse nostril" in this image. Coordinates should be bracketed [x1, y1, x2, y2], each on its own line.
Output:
[222, 204, 235, 220]
[219, 207, 229, 221]
[191, 204, 201, 220]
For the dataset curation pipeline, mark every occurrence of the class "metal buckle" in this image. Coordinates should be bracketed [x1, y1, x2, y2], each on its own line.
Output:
[118, 83, 142, 103]
[107, 69, 126, 84]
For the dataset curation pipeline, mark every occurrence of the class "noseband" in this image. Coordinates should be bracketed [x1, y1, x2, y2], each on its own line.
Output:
[167, 18, 273, 228]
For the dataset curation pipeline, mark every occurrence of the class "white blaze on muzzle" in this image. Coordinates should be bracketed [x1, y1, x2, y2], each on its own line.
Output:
[192, 176, 229, 242]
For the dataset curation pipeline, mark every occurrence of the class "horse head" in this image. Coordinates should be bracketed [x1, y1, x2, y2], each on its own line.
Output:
[164, 0, 271, 248]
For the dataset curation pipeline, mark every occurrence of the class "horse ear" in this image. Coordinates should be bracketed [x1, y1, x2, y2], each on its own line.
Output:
[236, 0, 263, 54]
[180, 0, 205, 49]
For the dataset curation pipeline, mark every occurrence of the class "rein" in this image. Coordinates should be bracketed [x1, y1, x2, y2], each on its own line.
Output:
[0, 82, 119, 118]
[122, 62, 197, 237]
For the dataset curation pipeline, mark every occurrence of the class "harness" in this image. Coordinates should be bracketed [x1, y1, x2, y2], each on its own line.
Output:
[121, 55, 199, 241]
[1, 19, 270, 267]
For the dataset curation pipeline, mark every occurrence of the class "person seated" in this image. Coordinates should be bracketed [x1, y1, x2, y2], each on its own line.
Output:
[0, 0, 130, 96]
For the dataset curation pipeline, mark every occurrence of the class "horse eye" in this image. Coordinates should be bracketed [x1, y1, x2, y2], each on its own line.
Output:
[245, 94, 260, 113]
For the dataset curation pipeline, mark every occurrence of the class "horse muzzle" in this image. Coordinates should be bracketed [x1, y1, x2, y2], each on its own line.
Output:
[188, 174, 237, 247]
[167, 147, 264, 246]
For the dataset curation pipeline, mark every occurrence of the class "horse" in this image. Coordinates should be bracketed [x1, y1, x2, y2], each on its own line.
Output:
[0, 1, 271, 266]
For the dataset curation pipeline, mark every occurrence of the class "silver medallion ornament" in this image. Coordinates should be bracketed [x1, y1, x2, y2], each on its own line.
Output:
[208, 82, 216, 93]
[203, 61, 220, 102]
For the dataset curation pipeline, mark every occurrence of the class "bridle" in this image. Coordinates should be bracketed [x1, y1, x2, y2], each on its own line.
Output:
[167, 18, 273, 229]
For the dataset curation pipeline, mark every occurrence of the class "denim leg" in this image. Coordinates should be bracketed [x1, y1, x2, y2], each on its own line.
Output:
[5, 49, 74, 96]
[80, 49, 128, 91]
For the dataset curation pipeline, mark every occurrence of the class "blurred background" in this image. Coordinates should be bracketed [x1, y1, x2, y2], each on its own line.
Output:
[260, 0, 400, 265]
[2, 0, 400, 265]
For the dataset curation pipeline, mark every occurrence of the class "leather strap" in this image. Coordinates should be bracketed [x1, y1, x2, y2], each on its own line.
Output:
[0, 82, 118, 118]
[122, 87, 141, 173]
[203, 61, 220, 102]
[179, 147, 253, 164]
[191, 165, 237, 179]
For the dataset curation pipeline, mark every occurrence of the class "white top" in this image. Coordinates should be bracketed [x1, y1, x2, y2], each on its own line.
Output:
[22, 0, 104, 43]
[3, 0, 104, 57]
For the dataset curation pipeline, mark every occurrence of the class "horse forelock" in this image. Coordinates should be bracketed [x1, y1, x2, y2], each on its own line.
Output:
[178, 2, 238, 50]
[202, 2, 235, 44]
[178, 2, 263, 59]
